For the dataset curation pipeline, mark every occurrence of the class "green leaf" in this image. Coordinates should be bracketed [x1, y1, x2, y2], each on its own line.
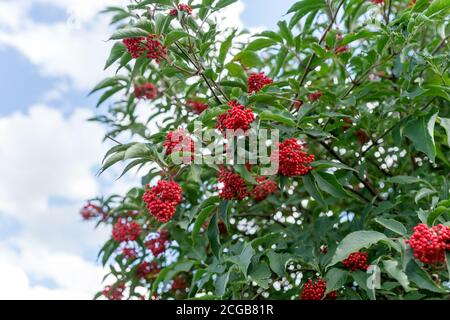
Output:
[249, 262, 271, 289]
[406, 260, 447, 293]
[312, 171, 347, 198]
[215, 0, 238, 10]
[277, 20, 294, 46]
[383, 260, 412, 292]
[207, 212, 221, 258]
[123, 143, 152, 160]
[104, 42, 127, 70]
[219, 30, 236, 65]
[234, 164, 257, 184]
[439, 117, 450, 147]
[215, 271, 231, 297]
[266, 250, 286, 277]
[388, 175, 433, 189]
[259, 110, 297, 127]
[89, 75, 128, 95]
[404, 112, 438, 162]
[329, 231, 387, 267]
[415, 188, 437, 203]
[233, 50, 263, 68]
[96, 86, 123, 108]
[446, 252, 450, 282]
[237, 243, 255, 277]
[374, 218, 407, 236]
[246, 38, 277, 51]
[311, 160, 356, 172]
[325, 268, 348, 295]
[340, 30, 377, 46]
[302, 173, 327, 209]
[109, 27, 149, 40]
[164, 30, 190, 46]
[427, 206, 449, 226]
[192, 205, 215, 240]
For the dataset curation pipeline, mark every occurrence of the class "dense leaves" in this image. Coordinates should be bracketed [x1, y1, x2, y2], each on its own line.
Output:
[85, 0, 450, 300]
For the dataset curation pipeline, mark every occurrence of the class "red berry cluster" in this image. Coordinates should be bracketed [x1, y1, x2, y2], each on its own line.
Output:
[251, 176, 277, 202]
[145, 231, 170, 257]
[371, 0, 384, 4]
[218, 168, 248, 200]
[163, 128, 194, 156]
[342, 251, 369, 271]
[407, 223, 450, 264]
[308, 91, 323, 102]
[300, 278, 337, 300]
[143, 180, 183, 222]
[121, 247, 137, 260]
[80, 203, 102, 220]
[123, 35, 167, 62]
[103, 283, 125, 300]
[187, 100, 208, 114]
[171, 276, 188, 292]
[134, 82, 158, 100]
[137, 261, 160, 279]
[248, 72, 273, 94]
[274, 138, 315, 177]
[112, 219, 142, 242]
[169, 4, 193, 16]
[216, 101, 255, 132]
[334, 33, 349, 54]
[294, 100, 303, 110]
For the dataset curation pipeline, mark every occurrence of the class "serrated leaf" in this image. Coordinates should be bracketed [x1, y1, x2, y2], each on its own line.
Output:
[404, 112, 438, 162]
[375, 218, 407, 236]
[383, 260, 412, 292]
[330, 231, 387, 267]
[164, 30, 190, 46]
[109, 27, 149, 40]
[325, 268, 348, 295]
[312, 171, 347, 198]
[104, 42, 127, 70]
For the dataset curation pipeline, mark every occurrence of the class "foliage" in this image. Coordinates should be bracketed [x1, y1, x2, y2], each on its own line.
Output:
[85, 0, 450, 300]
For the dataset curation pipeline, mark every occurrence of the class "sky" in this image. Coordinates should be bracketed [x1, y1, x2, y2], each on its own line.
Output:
[0, 0, 293, 299]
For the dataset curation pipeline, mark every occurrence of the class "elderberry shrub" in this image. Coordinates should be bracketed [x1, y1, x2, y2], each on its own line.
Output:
[85, 0, 450, 300]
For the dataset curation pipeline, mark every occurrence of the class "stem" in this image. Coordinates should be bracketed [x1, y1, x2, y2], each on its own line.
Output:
[289, 0, 345, 111]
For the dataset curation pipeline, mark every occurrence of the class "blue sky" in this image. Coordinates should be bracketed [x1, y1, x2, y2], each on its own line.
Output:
[0, 0, 293, 299]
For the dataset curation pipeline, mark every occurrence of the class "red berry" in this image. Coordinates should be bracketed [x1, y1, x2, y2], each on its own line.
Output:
[80, 203, 102, 220]
[248, 72, 273, 94]
[137, 262, 160, 279]
[103, 283, 125, 300]
[169, 4, 192, 16]
[251, 176, 277, 202]
[171, 276, 188, 292]
[145, 231, 169, 256]
[272, 138, 315, 177]
[187, 100, 208, 114]
[308, 91, 323, 102]
[121, 247, 137, 260]
[123, 34, 167, 62]
[300, 278, 337, 300]
[143, 180, 183, 223]
[134, 83, 157, 100]
[163, 128, 194, 157]
[407, 223, 450, 264]
[217, 168, 248, 200]
[216, 101, 255, 132]
[342, 251, 369, 271]
[112, 219, 142, 242]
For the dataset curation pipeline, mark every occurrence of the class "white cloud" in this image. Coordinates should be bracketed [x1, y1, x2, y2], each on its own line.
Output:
[0, 106, 113, 298]
[0, 0, 126, 90]
[0, 242, 104, 299]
